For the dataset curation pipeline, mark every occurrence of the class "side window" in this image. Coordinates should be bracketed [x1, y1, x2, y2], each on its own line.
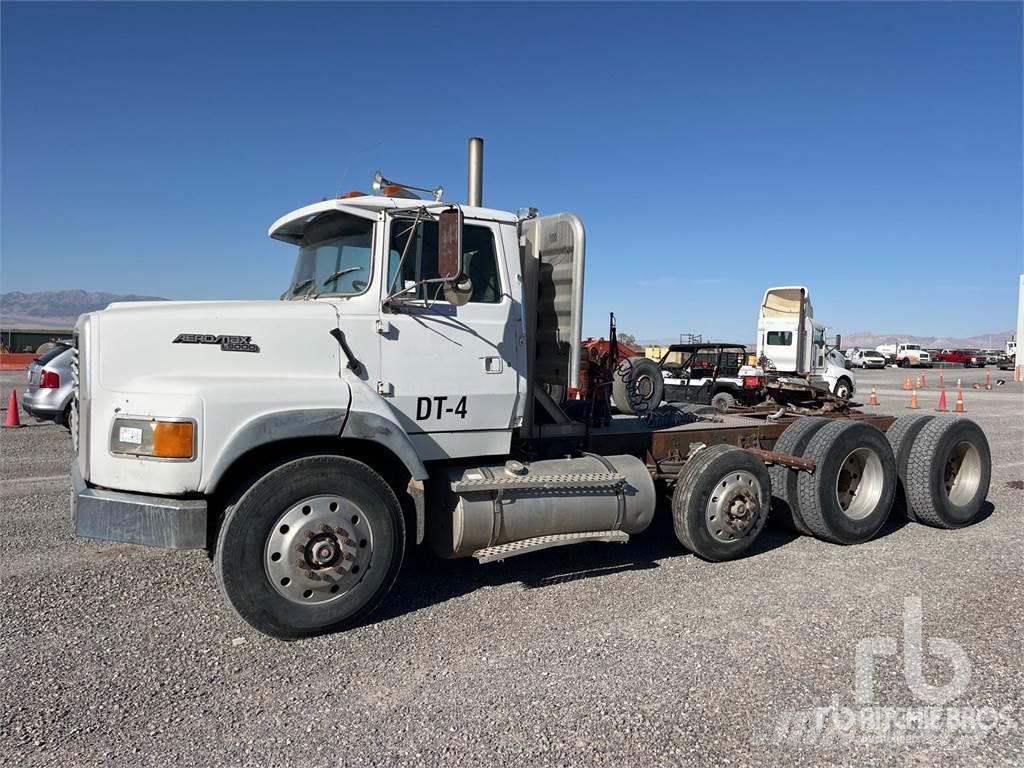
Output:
[766, 331, 793, 346]
[388, 219, 501, 303]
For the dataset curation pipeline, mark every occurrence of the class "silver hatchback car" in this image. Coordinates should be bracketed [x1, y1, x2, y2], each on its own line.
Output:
[23, 341, 74, 427]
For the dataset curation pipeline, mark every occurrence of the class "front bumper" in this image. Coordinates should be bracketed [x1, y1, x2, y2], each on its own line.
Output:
[71, 463, 208, 549]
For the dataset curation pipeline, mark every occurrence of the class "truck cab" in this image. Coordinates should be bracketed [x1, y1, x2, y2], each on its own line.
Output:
[755, 286, 855, 399]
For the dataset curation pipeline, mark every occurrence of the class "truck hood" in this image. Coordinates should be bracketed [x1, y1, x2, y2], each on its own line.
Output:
[91, 299, 343, 391]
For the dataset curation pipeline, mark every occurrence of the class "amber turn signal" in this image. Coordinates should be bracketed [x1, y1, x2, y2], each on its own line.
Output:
[153, 421, 194, 459]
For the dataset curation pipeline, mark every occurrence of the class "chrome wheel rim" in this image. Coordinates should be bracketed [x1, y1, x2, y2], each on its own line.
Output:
[945, 441, 981, 506]
[835, 447, 884, 520]
[706, 470, 762, 542]
[265, 495, 374, 605]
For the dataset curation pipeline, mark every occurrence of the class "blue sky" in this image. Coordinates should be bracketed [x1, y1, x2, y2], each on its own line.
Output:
[2, 2, 1021, 340]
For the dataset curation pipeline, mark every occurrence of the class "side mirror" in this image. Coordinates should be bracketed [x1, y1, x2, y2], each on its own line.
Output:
[438, 207, 464, 281]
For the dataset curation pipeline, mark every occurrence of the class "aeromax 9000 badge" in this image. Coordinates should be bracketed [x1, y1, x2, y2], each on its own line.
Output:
[172, 333, 260, 353]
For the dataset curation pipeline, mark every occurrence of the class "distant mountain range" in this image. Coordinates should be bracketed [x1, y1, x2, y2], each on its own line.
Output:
[0, 290, 168, 329]
[838, 330, 1015, 351]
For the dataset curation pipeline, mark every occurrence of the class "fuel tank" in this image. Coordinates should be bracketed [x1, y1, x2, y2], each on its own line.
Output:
[429, 453, 656, 559]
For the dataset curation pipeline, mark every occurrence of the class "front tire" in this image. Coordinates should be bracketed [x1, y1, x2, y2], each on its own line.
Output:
[215, 455, 405, 639]
[833, 378, 852, 400]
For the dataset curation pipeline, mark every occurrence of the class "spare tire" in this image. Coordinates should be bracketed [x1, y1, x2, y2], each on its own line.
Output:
[613, 356, 664, 416]
[769, 417, 830, 535]
[904, 416, 990, 529]
[885, 414, 935, 522]
[797, 420, 897, 544]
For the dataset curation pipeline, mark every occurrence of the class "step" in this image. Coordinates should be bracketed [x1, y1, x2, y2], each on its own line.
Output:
[473, 530, 629, 564]
[452, 472, 624, 494]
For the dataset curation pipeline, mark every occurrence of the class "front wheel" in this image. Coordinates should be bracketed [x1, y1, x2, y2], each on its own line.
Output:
[833, 378, 852, 400]
[214, 455, 405, 639]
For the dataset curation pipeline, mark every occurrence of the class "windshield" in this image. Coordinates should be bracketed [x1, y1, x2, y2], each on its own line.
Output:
[284, 212, 373, 299]
[904, 344, 921, 350]
[864, 351, 883, 357]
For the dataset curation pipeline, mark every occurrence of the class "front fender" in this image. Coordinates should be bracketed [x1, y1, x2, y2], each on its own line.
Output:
[342, 377, 428, 482]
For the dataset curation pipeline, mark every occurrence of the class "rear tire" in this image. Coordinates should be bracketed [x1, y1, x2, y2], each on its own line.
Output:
[905, 417, 990, 528]
[214, 455, 405, 639]
[769, 417, 830, 535]
[885, 414, 935, 522]
[796, 421, 896, 544]
[710, 391, 736, 412]
[613, 356, 664, 416]
[672, 445, 771, 561]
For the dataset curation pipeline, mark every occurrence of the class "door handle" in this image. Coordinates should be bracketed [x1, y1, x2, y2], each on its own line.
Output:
[483, 356, 503, 374]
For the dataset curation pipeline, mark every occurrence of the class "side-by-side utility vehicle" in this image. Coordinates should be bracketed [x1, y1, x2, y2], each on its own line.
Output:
[70, 139, 992, 638]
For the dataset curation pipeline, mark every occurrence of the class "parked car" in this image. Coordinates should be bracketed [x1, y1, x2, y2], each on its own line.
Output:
[848, 349, 887, 369]
[23, 342, 74, 427]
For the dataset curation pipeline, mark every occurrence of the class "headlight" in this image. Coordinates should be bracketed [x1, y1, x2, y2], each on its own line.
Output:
[111, 418, 195, 459]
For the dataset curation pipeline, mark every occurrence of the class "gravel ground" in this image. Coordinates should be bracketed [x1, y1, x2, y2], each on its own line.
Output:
[1, 366, 1021, 767]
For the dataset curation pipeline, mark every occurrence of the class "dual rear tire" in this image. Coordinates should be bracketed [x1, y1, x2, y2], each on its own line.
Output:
[887, 415, 990, 528]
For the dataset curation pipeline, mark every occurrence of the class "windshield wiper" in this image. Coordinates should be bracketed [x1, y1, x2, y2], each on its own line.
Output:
[309, 267, 364, 299]
[319, 267, 362, 288]
[283, 278, 314, 300]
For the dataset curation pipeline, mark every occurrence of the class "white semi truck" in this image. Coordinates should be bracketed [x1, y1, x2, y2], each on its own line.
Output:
[70, 140, 992, 638]
[755, 286, 856, 399]
[876, 342, 933, 368]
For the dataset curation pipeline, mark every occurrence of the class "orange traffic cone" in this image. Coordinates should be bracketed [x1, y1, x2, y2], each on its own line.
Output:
[957, 378, 962, 391]
[908, 389, 919, 409]
[936, 389, 948, 412]
[3, 390, 22, 428]
[903, 377, 913, 391]
[955, 389, 965, 413]
[939, 372, 945, 389]
[985, 369, 991, 388]
[868, 387, 879, 406]
[1016, 366, 1021, 383]
[920, 373, 927, 389]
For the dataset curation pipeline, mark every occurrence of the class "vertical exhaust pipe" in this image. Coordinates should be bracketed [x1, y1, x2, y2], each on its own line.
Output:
[467, 137, 483, 207]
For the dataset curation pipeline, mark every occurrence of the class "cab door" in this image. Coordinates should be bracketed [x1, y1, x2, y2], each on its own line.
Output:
[377, 211, 519, 459]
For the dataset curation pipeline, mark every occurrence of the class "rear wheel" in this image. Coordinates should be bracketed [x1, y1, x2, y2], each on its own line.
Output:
[885, 414, 935, 522]
[710, 391, 736, 412]
[613, 356, 664, 416]
[797, 421, 896, 544]
[905, 417, 990, 528]
[672, 444, 771, 561]
[769, 417, 830, 535]
[215, 455, 405, 639]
